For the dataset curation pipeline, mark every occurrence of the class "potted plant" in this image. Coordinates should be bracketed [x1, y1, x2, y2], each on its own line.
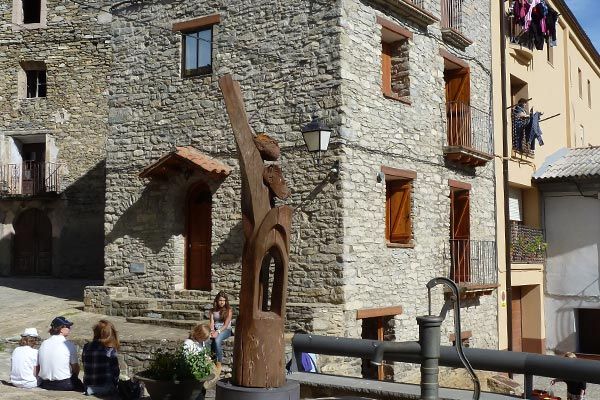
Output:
[135, 346, 215, 400]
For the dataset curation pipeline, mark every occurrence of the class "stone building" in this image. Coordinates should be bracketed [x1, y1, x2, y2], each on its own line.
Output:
[83, 0, 498, 378]
[0, 0, 110, 278]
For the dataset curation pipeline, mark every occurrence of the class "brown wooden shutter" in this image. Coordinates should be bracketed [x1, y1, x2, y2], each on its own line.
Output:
[450, 189, 470, 240]
[444, 68, 471, 103]
[382, 42, 392, 95]
[386, 180, 411, 243]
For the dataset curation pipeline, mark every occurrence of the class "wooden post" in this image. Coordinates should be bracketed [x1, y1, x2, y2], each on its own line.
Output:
[219, 74, 292, 388]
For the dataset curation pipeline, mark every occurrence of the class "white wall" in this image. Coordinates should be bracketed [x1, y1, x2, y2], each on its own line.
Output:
[544, 194, 600, 352]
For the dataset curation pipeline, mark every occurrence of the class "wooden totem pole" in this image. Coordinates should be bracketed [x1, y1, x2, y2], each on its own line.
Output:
[219, 74, 292, 388]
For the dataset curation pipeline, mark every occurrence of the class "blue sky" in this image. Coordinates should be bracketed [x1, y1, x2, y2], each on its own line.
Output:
[564, 0, 600, 53]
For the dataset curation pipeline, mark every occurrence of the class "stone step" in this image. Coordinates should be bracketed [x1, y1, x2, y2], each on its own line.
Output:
[156, 298, 212, 311]
[141, 308, 208, 321]
[125, 316, 200, 329]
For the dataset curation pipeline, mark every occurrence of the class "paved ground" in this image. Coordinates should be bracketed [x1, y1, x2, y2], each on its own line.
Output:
[1, 277, 598, 400]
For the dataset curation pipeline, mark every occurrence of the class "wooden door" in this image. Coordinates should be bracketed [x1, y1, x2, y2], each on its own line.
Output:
[444, 68, 471, 147]
[21, 143, 45, 195]
[577, 309, 600, 354]
[12, 208, 52, 276]
[186, 184, 212, 290]
[511, 286, 523, 352]
[450, 189, 470, 282]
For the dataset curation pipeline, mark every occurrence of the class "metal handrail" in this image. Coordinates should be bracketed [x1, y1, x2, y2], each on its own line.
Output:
[445, 101, 493, 155]
[441, 0, 463, 33]
[291, 334, 600, 398]
[0, 162, 61, 195]
[446, 239, 497, 286]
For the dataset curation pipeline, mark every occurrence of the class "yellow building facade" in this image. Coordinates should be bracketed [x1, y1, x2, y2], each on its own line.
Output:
[491, 0, 600, 352]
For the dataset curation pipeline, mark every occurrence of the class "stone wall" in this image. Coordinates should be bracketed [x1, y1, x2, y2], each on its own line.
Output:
[0, 0, 110, 278]
[104, 0, 344, 306]
[336, 0, 497, 375]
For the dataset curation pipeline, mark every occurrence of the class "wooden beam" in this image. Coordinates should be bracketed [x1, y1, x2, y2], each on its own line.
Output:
[172, 14, 220, 32]
[356, 306, 403, 320]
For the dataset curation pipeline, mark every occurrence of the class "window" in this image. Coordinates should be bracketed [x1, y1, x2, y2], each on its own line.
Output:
[383, 167, 415, 245]
[173, 14, 220, 78]
[22, 0, 41, 24]
[546, 37, 553, 65]
[587, 79, 592, 108]
[12, 0, 46, 29]
[378, 17, 412, 103]
[182, 28, 212, 77]
[19, 61, 46, 98]
[578, 68, 582, 98]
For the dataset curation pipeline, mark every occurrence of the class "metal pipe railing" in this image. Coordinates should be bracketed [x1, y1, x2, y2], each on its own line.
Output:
[292, 334, 600, 396]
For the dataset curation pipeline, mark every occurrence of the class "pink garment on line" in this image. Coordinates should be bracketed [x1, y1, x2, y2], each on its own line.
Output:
[524, 0, 541, 31]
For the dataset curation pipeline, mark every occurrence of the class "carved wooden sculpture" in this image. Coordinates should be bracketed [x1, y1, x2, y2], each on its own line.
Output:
[219, 74, 292, 388]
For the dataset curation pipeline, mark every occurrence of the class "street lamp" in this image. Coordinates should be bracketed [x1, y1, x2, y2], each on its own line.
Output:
[301, 116, 332, 164]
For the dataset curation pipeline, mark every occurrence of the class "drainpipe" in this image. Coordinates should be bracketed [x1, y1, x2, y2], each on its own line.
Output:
[498, 0, 513, 352]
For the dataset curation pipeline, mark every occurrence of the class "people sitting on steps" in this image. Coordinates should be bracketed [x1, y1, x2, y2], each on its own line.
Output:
[38, 316, 84, 392]
[209, 291, 233, 377]
[10, 327, 41, 389]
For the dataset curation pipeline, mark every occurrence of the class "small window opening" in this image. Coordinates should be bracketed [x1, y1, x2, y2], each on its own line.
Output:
[258, 247, 284, 314]
[25, 69, 46, 98]
[23, 0, 42, 24]
[182, 27, 212, 77]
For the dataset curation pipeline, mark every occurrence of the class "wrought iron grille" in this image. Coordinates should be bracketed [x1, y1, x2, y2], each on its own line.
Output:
[445, 101, 493, 155]
[445, 239, 497, 285]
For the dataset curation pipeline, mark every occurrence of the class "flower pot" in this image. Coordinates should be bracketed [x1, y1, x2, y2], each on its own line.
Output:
[135, 373, 214, 400]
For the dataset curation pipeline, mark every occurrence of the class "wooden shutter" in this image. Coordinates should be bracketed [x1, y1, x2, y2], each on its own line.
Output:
[386, 180, 411, 243]
[382, 42, 392, 95]
[450, 189, 469, 239]
[444, 68, 471, 103]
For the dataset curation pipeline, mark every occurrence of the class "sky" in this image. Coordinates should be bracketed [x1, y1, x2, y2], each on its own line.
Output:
[564, 0, 600, 53]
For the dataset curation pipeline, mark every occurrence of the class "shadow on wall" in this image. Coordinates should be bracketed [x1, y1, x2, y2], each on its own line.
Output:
[58, 160, 106, 279]
[0, 276, 102, 301]
[105, 180, 182, 254]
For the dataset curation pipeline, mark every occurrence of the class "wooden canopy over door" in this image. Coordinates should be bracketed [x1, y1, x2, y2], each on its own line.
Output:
[186, 184, 212, 290]
[450, 188, 470, 283]
[12, 208, 52, 276]
[444, 68, 471, 148]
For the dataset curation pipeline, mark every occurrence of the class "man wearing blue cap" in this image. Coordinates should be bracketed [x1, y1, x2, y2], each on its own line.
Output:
[38, 316, 84, 391]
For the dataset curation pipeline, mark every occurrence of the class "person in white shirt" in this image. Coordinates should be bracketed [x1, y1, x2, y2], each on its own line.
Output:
[38, 316, 84, 392]
[10, 327, 41, 389]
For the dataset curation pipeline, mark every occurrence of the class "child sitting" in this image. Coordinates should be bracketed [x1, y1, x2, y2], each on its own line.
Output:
[10, 328, 41, 389]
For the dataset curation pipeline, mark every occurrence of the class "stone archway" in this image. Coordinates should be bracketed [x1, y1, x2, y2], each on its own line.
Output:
[12, 208, 52, 276]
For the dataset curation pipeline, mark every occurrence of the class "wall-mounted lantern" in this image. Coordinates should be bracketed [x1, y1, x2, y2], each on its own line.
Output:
[301, 116, 339, 177]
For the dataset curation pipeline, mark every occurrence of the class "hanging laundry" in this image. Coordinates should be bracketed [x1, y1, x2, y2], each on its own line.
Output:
[546, 6, 559, 47]
[512, 102, 530, 152]
[527, 112, 544, 150]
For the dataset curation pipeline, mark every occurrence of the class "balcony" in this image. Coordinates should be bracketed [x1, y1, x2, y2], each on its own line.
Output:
[443, 101, 493, 167]
[0, 162, 61, 197]
[445, 239, 498, 296]
[506, 15, 534, 63]
[510, 222, 546, 264]
[371, 0, 438, 28]
[440, 0, 472, 49]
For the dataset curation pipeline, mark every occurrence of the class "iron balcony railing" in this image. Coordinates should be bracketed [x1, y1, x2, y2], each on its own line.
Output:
[409, 0, 424, 8]
[0, 162, 61, 196]
[441, 0, 463, 33]
[510, 222, 546, 264]
[445, 239, 497, 286]
[445, 101, 493, 156]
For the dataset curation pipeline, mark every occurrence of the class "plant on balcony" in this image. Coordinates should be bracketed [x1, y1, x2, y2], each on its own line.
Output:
[511, 235, 547, 263]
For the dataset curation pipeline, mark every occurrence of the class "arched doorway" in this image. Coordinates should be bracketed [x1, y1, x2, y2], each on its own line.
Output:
[185, 183, 212, 290]
[12, 208, 52, 276]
